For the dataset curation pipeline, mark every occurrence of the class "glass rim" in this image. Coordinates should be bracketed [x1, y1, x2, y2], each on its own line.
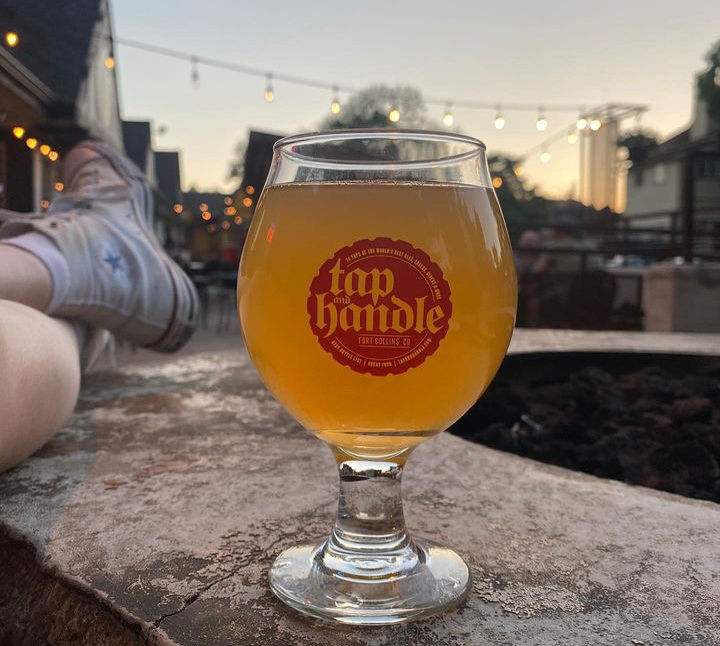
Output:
[273, 128, 486, 169]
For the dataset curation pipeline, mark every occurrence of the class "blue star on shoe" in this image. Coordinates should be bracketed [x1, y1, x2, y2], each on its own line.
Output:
[103, 252, 124, 274]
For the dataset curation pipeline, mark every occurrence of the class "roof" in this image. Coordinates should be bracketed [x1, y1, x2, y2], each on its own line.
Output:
[154, 151, 182, 204]
[242, 130, 283, 193]
[635, 128, 719, 168]
[122, 121, 152, 172]
[0, 0, 104, 112]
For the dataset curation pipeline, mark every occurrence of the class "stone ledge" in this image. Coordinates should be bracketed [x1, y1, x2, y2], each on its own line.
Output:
[1, 330, 719, 645]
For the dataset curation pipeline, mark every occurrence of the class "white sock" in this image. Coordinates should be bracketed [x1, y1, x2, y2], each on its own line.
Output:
[1, 231, 70, 313]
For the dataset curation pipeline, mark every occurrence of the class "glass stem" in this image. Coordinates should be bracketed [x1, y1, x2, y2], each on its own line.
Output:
[318, 455, 419, 580]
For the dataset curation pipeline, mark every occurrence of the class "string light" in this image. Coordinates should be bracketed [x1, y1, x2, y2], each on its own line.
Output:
[40, 200, 49, 209]
[201, 211, 212, 221]
[494, 107, 505, 130]
[12, 126, 24, 139]
[224, 196, 233, 206]
[207, 223, 216, 232]
[514, 165, 525, 177]
[330, 86, 341, 115]
[199, 202, 208, 211]
[264, 73, 274, 102]
[540, 148, 551, 164]
[234, 215, 243, 225]
[492, 176, 503, 189]
[221, 220, 231, 230]
[536, 108, 548, 132]
[191, 56, 199, 88]
[245, 185, 255, 195]
[242, 196, 253, 208]
[590, 118, 602, 131]
[173, 203, 183, 214]
[5, 31, 18, 48]
[54, 182, 64, 192]
[442, 104, 454, 127]
[104, 56, 115, 69]
[48, 150, 58, 161]
[26, 138, 37, 149]
[104, 35, 644, 142]
[577, 116, 588, 130]
[567, 130, 578, 144]
[39, 144, 50, 156]
[224, 206, 237, 215]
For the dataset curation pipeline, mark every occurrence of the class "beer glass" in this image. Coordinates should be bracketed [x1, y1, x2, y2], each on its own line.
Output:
[237, 130, 516, 624]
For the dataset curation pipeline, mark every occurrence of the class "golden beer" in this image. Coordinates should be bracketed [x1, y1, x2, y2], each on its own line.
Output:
[238, 181, 516, 459]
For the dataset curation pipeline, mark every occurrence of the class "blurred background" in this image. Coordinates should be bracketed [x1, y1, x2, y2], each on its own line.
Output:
[0, 0, 718, 339]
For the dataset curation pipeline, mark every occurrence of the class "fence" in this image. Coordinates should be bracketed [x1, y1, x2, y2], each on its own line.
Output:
[514, 218, 720, 330]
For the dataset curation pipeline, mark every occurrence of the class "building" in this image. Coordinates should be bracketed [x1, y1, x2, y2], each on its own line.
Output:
[241, 130, 283, 197]
[120, 119, 187, 250]
[155, 150, 187, 251]
[183, 190, 249, 263]
[0, 0, 121, 211]
[624, 76, 720, 257]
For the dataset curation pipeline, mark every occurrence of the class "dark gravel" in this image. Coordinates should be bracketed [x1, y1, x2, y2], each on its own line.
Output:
[451, 364, 720, 502]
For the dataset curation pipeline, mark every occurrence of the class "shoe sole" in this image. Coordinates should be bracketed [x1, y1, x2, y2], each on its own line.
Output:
[76, 141, 199, 353]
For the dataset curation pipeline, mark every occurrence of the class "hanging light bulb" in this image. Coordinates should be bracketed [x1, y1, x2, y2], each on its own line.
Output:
[264, 73, 274, 102]
[104, 56, 115, 69]
[590, 118, 602, 131]
[12, 126, 24, 139]
[39, 144, 50, 156]
[514, 165, 525, 177]
[5, 31, 18, 48]
[48, 150, 59, 162]
[540, 148, 551, 163]
[442, 104, 454, 127]
[330, 86, 341, 115]
[494, 106, 505, 130]
[536, 108, 548, 132]
[492, 176, 503, 189]
[191, 56, 199, 89]
[567, 130, 578, 144]
[26, 138, 37, 150]
[388, 108, 400, 123]
[577, 116, 588, 130]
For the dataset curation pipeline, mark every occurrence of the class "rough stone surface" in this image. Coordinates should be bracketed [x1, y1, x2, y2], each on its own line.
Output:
[1, 330, 720, 645]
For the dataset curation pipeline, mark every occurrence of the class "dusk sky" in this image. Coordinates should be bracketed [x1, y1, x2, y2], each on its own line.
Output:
[113, 0, 719, 199]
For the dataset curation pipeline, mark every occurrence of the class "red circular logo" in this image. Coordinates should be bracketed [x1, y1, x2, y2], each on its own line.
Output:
[307, 238, 452, 376]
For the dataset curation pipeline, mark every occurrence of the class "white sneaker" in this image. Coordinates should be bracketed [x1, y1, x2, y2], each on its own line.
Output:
[0, 141, 199, 352]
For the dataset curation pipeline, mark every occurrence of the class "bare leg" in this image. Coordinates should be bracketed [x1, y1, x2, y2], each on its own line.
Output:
[0, 244, 52, 310]
[0, 300, 80, 472]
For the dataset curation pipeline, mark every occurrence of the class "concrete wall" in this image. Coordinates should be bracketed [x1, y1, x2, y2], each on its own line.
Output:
[644, 261, 720, 332]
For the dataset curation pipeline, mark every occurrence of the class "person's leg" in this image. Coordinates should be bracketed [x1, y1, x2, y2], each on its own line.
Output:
[0, 244, 52, 310]
[0, 300, 80, 473]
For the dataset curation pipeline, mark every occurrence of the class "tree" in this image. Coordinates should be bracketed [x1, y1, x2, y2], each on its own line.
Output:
[698, 39, 720, 124]
[487, 154, 552, 234]
[320, 85, 433, 129]
[617, 129, 659, 163]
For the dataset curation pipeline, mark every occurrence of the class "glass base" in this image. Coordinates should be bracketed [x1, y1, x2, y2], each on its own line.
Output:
[268, 538, 471, 625]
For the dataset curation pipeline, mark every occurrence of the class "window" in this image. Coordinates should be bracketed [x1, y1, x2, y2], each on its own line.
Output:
[652, 163, 667, 185]
[697, 157, 720, 178]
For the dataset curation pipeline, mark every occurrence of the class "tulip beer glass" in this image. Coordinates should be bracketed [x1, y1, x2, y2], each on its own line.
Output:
[237, 130, 517, 624]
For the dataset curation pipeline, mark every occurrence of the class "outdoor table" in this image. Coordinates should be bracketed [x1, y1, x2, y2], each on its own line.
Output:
[1, 330, 719, 645]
